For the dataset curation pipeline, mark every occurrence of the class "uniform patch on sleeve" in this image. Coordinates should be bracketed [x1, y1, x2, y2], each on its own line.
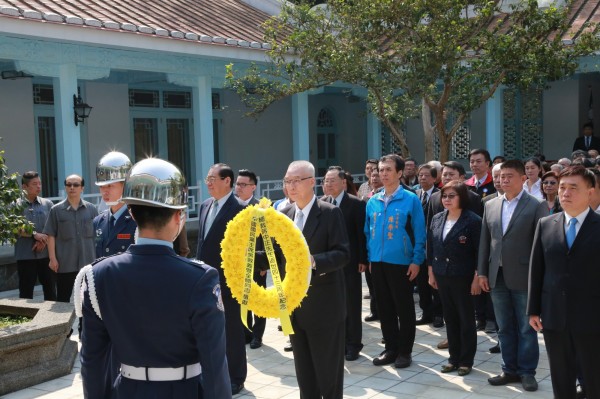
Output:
[213, 284, 225, 312]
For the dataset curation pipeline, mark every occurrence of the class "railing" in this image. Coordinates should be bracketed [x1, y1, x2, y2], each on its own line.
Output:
[42, 174, 368, 223]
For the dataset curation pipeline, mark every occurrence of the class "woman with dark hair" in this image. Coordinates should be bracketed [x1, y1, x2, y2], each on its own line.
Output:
[541, 171, 562, 214]
[427, 181, 481, 376]
[523, 157, 544, 200]
[344, 171, 358, 196]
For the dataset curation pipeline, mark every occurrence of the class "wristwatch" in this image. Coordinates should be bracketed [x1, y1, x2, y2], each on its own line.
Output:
[32, 230, 37, 238]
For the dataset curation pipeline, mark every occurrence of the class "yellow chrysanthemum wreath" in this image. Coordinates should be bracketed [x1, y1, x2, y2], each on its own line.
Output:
[221, 198, 311, 323]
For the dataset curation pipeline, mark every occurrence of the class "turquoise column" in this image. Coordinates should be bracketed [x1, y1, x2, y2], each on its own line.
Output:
[292, 92, 310, 160]
[486, 87, 504, 158]
[191, 75, 214, 200]
[366, 111, 382, 159]
[53, 64, 83, 192]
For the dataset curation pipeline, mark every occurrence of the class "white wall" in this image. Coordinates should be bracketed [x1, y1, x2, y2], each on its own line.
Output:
[217, 90, 293, 181]
[0, 79, 36, 177]
[84, 82, 131, 191]
[543, 78, 579, 160]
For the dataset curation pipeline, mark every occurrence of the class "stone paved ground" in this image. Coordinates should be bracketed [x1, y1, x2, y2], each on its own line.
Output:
[2, 283, 553, 399]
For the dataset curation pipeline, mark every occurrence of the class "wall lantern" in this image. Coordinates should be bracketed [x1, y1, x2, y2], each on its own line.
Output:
[73, 94, 93, 126]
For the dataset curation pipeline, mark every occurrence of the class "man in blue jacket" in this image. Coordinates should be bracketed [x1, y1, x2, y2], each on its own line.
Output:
[365, 154, 426, 368]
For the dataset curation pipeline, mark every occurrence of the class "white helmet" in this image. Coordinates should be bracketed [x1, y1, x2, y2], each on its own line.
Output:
[121, 158, 187, 210]
[95, 151, 132, 186]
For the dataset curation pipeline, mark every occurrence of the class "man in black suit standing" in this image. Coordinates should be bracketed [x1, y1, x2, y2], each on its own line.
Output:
[528, 165, 600, 399]
[283, 160, 350, 399]
[415, 164, 443, 327]
[427, 162, 483, 227]
[323, 166, 368, 361]
[235, 169, 266, 350]
[196, 163, 247, 396]
[572, 122, 600, 153]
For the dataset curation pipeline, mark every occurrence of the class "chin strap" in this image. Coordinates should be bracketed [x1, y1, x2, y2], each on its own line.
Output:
[74, 265, 102, 320]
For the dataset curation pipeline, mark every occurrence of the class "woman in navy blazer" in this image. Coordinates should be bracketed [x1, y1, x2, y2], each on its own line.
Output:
[427, 181, 482, 376]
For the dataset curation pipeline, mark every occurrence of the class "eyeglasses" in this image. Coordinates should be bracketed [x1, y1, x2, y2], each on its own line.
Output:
[235, 182, 255, 188]
[542, 181, 557, 186]
[283, 176, 312, 186]
[204, 176, 225, 184]
[322, 179, 342, 184]
[65, 183, 81, 188]
[441, 194, 458, 200]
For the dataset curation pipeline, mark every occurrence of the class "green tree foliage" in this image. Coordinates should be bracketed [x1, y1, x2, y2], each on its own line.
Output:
[226, 0, 600, 161]
[0, 145, 31, 244]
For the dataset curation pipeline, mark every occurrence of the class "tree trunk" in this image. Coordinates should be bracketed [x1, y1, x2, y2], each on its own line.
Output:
[439, 136, 451, 163]
[421, 99, 435, 162]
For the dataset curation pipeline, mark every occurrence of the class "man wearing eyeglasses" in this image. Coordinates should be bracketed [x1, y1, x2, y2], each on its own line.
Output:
[234, 169, 265, 350]
[43, 174, 98, 302]
[196, 163, 247, 396]
[282, 160, 350, 399]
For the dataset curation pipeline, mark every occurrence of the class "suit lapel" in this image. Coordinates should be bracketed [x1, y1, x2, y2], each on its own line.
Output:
[339, 192, 350, 213]
[503, 193, 530, 235]
[569, 210, 598, 253]
[443, 211, 468, 244]
[199, 200, 212, 238]
[302, 201, 322, 242]
[551, 212, 568, 251]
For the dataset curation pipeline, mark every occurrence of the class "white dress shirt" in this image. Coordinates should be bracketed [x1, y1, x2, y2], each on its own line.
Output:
[564, 207, 590, 238]
[502, 190, 525, 234]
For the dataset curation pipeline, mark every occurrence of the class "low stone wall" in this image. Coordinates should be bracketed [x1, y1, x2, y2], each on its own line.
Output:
[0, 298, 77, 395]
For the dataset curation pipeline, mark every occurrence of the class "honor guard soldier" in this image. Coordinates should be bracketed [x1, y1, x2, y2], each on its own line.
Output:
[93, 151, 136, 258]
[76, 158, 231, 399]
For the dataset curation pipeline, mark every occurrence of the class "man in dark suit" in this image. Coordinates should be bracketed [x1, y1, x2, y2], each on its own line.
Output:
[234, 169, 265, 349]
[414, 164, 443, 327]
[283, 160, 350, 399]
[478, 160, 549, 392]
[572, 122, 600, 153]
[196, 163, 247, 396]
[465, 149, 496, 199]
[427, 162, 483, 228]
[528, 165, 600, 399]
[323, 166, 368, 361]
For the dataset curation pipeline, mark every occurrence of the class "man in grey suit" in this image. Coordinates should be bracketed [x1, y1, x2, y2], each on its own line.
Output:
[478, 159, 549, 392]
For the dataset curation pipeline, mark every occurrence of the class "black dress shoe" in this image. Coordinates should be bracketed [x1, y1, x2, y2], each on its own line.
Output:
[277, 325, 282, 331]
[415, 314, 433, 325]
[394, 353, 412, 368]
[432, 316, 445, 328]
[364, 313, 379, 322]
[283, 342, 293, 352]
[488, 372, 521, 386]
[250, 338, 262, 349]
[521, 375, 538, 392]
[373, 350, 398, 366]
[489, 343, 501, 353]
[231, 383, 244, 395]
[345, 349, 359, 361]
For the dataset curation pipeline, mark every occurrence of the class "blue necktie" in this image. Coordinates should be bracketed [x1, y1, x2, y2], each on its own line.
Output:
[566, 218, 577, 249]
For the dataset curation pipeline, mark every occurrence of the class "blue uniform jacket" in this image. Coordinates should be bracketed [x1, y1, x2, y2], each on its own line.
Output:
[364, 186, 426, 266]
[427, 209, 482, 277]
[93, 210, 137, 258]
[80, 245, 231, 399]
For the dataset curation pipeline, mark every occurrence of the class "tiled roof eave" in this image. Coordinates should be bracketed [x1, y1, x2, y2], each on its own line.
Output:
[0, 7, 272, 51]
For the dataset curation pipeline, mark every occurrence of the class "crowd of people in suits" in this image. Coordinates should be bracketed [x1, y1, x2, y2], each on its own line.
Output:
[12, 123, 600, 398]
